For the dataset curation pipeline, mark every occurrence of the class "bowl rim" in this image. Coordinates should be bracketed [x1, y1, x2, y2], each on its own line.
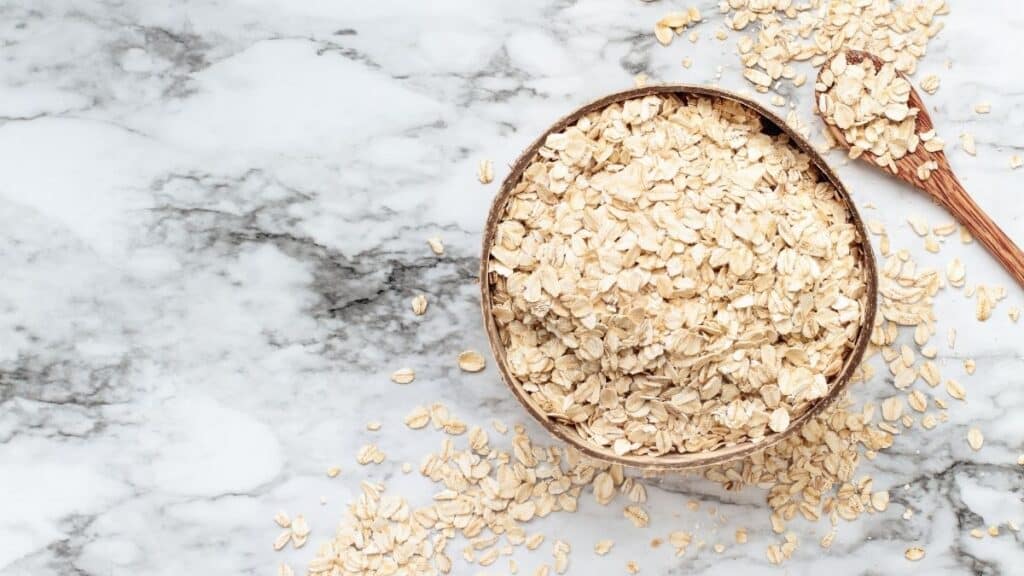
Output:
[479, 84, 878, 471]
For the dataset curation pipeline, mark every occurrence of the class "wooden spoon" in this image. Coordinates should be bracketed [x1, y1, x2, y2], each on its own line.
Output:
[815, 49, 1024, 289]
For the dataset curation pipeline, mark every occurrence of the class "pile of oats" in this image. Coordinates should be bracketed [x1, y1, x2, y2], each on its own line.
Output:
[488, 94, 868, 458]
[306, 421, 635, 575]
[654, 7, 703, 46]
[722, 0, 948, 94]
[816, 54, 941, 172]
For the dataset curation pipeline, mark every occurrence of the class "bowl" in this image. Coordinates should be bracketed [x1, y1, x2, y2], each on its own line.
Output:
[479, 85, 878, 471]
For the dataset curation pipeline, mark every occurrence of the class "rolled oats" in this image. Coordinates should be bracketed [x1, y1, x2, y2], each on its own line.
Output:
[624, 505, 650, 528]
[427, 237, 445, 256]
[274, 511, 291, 528]
[272, 530, 291, 551]
[920, 74, 940, 94]
[960, 133, 976, 156]
[405, 405, 431, 429]
[905, 547, 925, 561]
[457, 350, 487, 373]
[479, 159, 495, 184]
[655, 7, 702, 46]
[391, 368, 416, 384]
[726, 0, 946, 96]
[816, 54, 921, 172]
[412, 294, 429, 315]
[488, 94, 867, 458]
[967, 427, 984, 451]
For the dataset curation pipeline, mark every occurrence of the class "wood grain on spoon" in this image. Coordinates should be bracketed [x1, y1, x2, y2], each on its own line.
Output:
[815, 49, 1024, 290]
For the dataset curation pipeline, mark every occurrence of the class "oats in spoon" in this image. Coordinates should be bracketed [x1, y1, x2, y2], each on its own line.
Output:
[816, 53, 921, 173]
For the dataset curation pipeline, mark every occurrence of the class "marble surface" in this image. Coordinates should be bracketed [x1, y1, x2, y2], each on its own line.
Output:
[1, 1, 1022, 574]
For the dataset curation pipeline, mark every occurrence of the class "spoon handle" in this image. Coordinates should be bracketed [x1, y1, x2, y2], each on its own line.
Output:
[927, 168, 1024, 289]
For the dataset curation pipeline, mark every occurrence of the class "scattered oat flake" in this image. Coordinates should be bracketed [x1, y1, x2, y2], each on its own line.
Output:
[920, 74, 940, 94]
[278, 563, 294, 576]
[974, 102, 991, 114]
[908, 390, 927, 413]
[967, 428, 984, 451]
[291, 514, 310, 538]
[1011, 155, 1023, 169]
[426, 236, 444, 255]
[654, 24, 674, 46]
[492, 419, 508, 434]
[624, 505, 649, 528]
[356, 443, 385, 465]
[366, 421, 381, 431]
[905, 547, 925, 561]
[326, 466, 341, 478]
[946, 258, 965, 287]
[273, 510, 291, 528]
[633, 73, 648, 89]
[273, 530, 291, 551]
[457, 350, 486, 372]
[970, 528, 985, 539]
[391, 368, 415, 384]
[594, 540, 614, 555]
[681, 57, 692, 69]
[552, 540, 570, 574]
[963, 359, 975, 375]
[766, 544, 784, 565]
[988, 525, 1000, 537]
[960, 133, 977, 155]
[882, 396, 904, 421]
[404, 405, 430, 429]
[907, 216, 929, 237]
[411, 294, 428, 315]
[945, 379, 966, 401]
[478, 159, 494, 184]
[871, 491, 891, 512]
[1010, 307, 1021, 322]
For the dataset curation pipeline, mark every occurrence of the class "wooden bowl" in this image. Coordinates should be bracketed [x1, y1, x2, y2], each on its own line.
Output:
[479, 85, 878, 471]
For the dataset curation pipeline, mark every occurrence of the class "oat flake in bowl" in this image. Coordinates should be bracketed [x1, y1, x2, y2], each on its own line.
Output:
[482, 86, 875, 469]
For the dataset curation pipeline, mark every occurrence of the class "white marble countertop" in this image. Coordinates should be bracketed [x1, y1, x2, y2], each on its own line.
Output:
[1, 1, 1022, 574]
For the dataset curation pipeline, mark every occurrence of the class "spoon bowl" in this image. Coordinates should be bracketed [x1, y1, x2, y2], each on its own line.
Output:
[815, 49, 1024, 289]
